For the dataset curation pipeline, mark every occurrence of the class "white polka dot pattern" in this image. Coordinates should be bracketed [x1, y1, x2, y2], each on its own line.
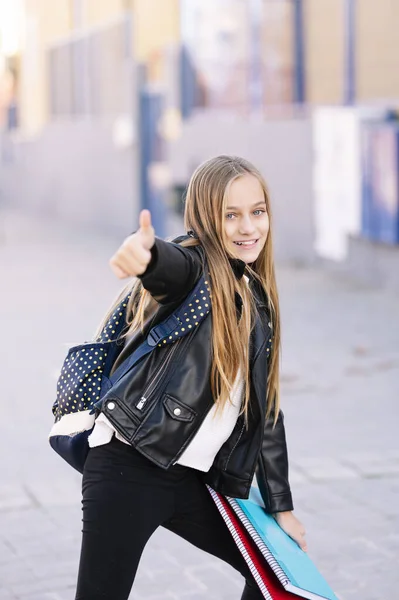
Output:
[154, 280, 212, 347]
[52, 293, 131, 422]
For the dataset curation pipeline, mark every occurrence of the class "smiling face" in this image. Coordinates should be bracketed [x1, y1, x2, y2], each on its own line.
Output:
[223, 174, 270, 264]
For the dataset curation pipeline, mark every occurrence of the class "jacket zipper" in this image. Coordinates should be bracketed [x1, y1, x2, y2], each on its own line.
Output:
[135, 342, 180, 410]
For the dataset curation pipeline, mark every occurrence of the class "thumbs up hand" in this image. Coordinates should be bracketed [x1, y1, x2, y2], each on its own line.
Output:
[109, 209, 155, 278]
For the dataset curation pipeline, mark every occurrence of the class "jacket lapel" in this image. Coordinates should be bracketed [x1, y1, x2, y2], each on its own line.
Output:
[248, 279, 272, 414]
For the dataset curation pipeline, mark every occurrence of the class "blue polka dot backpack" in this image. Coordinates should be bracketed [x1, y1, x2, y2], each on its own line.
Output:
[49, 272, 211, 473]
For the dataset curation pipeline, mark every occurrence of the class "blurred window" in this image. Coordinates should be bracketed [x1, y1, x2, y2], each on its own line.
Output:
[48, 14, 132, 118]
[261, 0, 295, 105]
[180, 0, 296, 113]
[181, 0, 251, 112]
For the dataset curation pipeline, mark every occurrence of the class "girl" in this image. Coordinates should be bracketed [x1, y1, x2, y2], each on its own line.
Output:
[75, 155, 307, 600]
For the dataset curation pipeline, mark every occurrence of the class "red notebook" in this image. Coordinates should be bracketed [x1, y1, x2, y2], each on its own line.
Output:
[210, 491, 300, 599]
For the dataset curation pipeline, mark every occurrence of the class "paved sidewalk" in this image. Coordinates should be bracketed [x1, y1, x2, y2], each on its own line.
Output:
[0, 210, 398, 600]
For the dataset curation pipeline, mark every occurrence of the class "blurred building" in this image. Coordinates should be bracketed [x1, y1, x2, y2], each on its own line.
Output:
[6, 0, 399, 136]
[0, 0, 398, 289]
[304, 0, 399, 104]
[19, 0, 179, 134]
[0, 0, 24, 130]
[179, 0, 399, 111]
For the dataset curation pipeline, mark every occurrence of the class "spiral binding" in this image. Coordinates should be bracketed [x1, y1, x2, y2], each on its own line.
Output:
[227, 497, 289, 588]
[207, 487, 273, 600]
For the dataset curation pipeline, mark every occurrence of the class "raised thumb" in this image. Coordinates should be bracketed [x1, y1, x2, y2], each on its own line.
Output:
[139, 209, 154, 249]
[139, 209, 152, 231]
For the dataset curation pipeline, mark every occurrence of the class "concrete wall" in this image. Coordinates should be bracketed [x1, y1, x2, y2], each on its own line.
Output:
[0, 121, 138, 236]
[167, 112, 315, 264]
[324, 235, 399, 294]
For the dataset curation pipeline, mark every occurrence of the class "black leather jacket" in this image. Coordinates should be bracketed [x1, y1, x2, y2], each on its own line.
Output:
[100, 237, 293, 514]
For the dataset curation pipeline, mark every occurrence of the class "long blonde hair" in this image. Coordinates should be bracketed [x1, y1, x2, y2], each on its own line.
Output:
[97, 156, 281, 421]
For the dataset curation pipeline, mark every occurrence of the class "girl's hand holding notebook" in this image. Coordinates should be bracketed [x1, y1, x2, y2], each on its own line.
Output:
[274, 512, 308, 553]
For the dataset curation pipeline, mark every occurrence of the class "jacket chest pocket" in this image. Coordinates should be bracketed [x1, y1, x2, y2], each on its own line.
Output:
[163, 394, 196, 422]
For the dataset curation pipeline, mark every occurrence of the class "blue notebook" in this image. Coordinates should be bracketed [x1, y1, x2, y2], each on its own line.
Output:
[228, 487, 338, 600]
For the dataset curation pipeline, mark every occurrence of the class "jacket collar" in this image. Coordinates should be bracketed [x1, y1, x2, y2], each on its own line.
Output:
[229, 258, 247, 280]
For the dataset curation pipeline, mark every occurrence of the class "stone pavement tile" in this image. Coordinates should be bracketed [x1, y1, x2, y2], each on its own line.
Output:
[0, 591, 16, 600]
[344, 449, 399, 464]
[137, 528, 245, 597]
[384, 533, 399, 559]
[328, 555, 397, 600]
[0, 508, 59, 542]
[296, 479, 397, 534]
[4, 540, 55, 561]
[184, 564, 243, 598]
[345, 536, 396, 562]
[344, 459, 399, 479]
[334, 478, 399, 521]
[335, 581, 383, 600]
[42, 505, 83, 544]
[324, 510, 388, 539]
[24, 478, 81, 508]
[287, 468, 307, 485]
[349, 556, 398, 581]
[17, 593, 73, 600]
[294, 480, 354, 512]
[334, 589, 363, 600]
[132, 554, 217, 598]
[0, 485, 32, 512]
[142, 528, 211, 570]
[9, 574, 76, 598]
[134, 567, 206, 597]
[178, 594, 219, 600]
[293, 457, 359, 481]
[0, 540, 16, 565]
[0, 511, 70, 561]
[25, 555, 79, 580]
[130, 594, 182, 600]
[0, 561, 37, 587]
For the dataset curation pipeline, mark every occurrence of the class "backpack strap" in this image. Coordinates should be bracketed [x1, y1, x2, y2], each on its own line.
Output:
[106, 271, 211, 388]
[147, 274, 211, 346]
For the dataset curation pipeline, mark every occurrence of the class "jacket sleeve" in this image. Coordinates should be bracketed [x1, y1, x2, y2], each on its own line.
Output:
[255, 410, 294, 514]
[138, 237, 204, 305]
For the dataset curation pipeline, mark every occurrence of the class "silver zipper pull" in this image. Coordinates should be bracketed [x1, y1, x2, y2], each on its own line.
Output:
[136, 397, 147, 410]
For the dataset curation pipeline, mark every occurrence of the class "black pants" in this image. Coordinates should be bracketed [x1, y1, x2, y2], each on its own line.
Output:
[75, 438, 262, 599]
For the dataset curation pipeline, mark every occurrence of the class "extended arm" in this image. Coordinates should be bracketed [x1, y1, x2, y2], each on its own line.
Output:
[255, 410, 294, 513]
[138, 238, 203, 305]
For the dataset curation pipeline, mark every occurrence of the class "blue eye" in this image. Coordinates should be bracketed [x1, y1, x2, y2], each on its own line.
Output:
[254, 209, 265, 216]
[226, 213, 236, 220]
